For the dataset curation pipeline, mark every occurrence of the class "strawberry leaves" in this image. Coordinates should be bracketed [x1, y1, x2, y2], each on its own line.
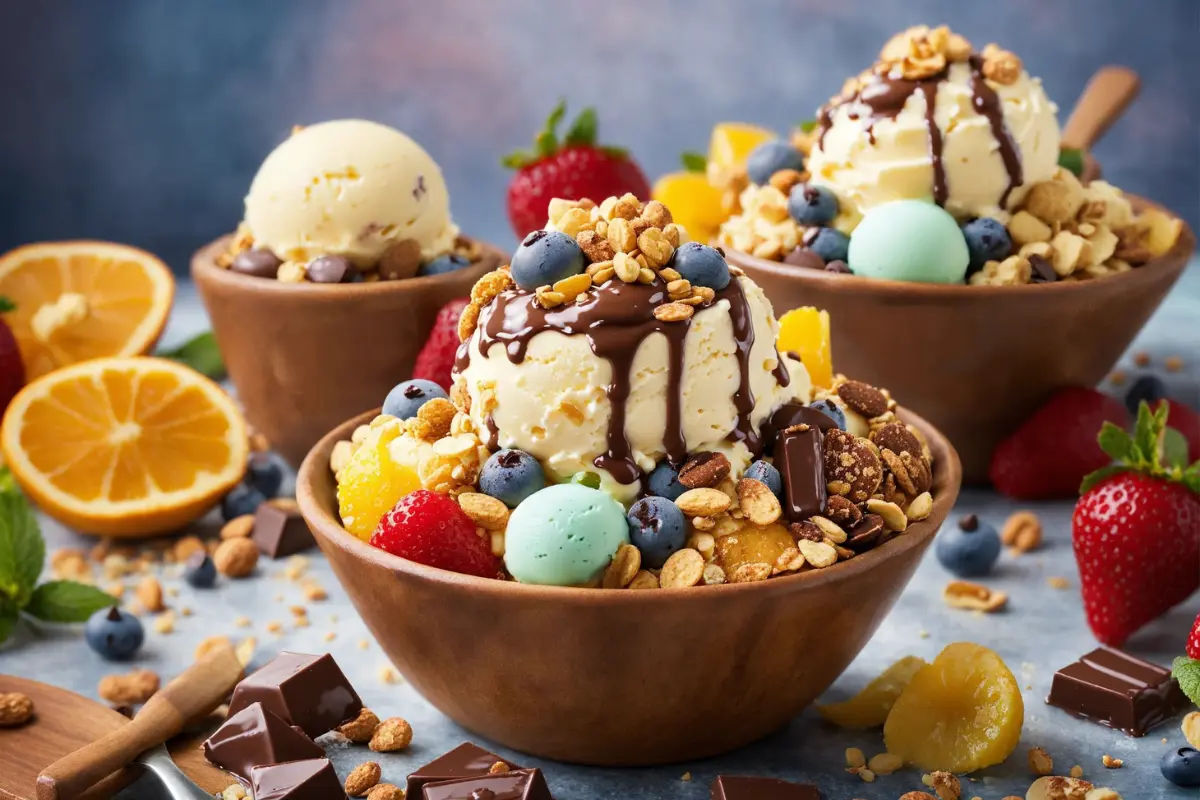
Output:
[1174, 657, 1200, 707]
[503, 100, 613, 169]
[0, 297, 14, 313]
[680, 152, 707, 173]
[1081, 401, 1200, 494]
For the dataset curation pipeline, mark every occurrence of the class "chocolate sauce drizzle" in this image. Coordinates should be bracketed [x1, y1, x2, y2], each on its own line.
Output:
[453, 276, 782, 487]
[817, 57, 1023, 210]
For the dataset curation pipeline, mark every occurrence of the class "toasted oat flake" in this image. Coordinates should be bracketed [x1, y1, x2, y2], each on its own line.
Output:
[659, 548, 705, 588]
[602, 544, 641, 589]
[675, 488, 732, 517]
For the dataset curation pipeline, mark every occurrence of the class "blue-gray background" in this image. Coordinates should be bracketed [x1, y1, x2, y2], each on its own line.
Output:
[1, 0, 1197, 273]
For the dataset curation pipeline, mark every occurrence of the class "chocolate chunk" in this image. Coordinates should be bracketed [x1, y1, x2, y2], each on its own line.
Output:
[203, 701, 323, 780]
[783, 248, 826, 270]
[761, 402, 839, 452]
[407, 743, 522, 797]
[1029, 254, 1057, 283]
[253, 503, 315, 559]
[678, 451, 731, 489]
[1046, 647, 1188, 737]
[231, 248, 282, 279]
[824, 259, 851, 274]
[823, 429, 882, 503]
[835, 380, 888, 418]
[380, 239, 422, 281]
[423, 768, 552, 800]
[249, 758, 346, 800]
[306, 255, 354, 284]
[226, 652, 362, 739]
[712, 775, 821, 799]
[775, 424, 826, 522]
[845, 513, 885, 552]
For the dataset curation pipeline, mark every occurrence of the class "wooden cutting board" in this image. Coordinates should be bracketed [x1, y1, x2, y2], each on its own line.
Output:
[0, 676, 230, 800]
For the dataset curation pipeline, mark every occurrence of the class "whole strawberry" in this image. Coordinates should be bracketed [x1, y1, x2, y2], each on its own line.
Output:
[1188, 610, 1200, 661]
[0, 297, 25, 415]
[370, 489, 502, 579]
[1174, 610, 1200, 709]
[990, 387, 1130, 499]
[412, 298, 469, 392]
[504, 101, 650, 239]
[1073, 402, 1200, 646]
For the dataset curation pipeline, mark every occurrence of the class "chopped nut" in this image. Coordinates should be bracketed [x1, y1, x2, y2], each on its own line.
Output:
[344, 761, 382, 796]
[1100, 755, 1122, 769]
[0, 692, 34, 727]
[637, 228, 674, 268]
[925, 770, 962, 800]
[981, 43, 1022, 85]
[602, 543, 641, 589]
[809, 516, 847, 544]
[535, 287, 565, 309]
[943, 580, 1008, 612]
[470, 270, 514, 305]
[172, 535, 206, 563]
[731, 562, 772, 583]
[457, 302, 481, 342]
[845, 747, 866, 769]
[1027, 776, 1093, 800]
[303, 582, 329, 602]
[701, 563, 726, 585]
[906, 491, 933, 521]
[736, 478, 782, 526]
[797, 539, 838, 568]
[867, 752, 903, 775]
[1070, 765, 1085, 779]
[1084, 790, 1121, 800]
[220, 515, 255, 540]
[1001, 510, 1042, 553]
[1183, 710, 1200, 748]
[1024, 168, 1085, 224]
[98, 668, 160, 705]
[675, 488, 732, 517]
[628, 570, 660, 590]
[678, 451, 731, 489]
[653, 302, 694, 322]
[489, 762, 511, 775]
[369, 717, 413, 752]
[135, 576, 164, 614]
[1030, 746, 1054, 776]
[153, 610, 176, 635]
[659, 548, 705, 588]
[213, 537, 258, 578]
[367, 784, 405, 800]
[856, 767, 876, 783]
[865, 498, 907, 532]
[900, 794, 938, 800]
[457, 492, 509, 531]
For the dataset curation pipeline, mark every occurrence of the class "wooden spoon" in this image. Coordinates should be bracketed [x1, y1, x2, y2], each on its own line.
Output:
[1061, 65, 1141, 151]
[0, 643, 242, 800]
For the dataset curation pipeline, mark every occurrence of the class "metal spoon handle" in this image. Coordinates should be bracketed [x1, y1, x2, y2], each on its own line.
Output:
[137, 745, 218, 800]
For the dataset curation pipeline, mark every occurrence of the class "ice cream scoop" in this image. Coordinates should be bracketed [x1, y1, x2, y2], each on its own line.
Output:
[504, 484, 629, 586]
[847, 200, 969, 283]
[244, 119, 459, 266]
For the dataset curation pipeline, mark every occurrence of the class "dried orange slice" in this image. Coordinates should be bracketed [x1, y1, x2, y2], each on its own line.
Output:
[0, 241, 174, 381]
[1, 357, 247, 536]
[817, 655, 927, 729]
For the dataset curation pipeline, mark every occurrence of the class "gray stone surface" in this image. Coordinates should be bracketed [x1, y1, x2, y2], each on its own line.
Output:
[3, 274, 1199, 799]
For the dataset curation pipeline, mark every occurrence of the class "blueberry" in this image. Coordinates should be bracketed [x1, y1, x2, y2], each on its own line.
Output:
[807, 228, 850, 264]
[85, 607, 144, 660]
[961, 218, 1011, 273]
[743, 460, 782, 500]
[419, 254, 471, 277]
[1125, 375, 1167, 416]
[745, 140, 805, 186]
[647, 461, 686, 501]
[808, 399, 846, 430]
[1161, 747, 1200, 787]
[383, 379, 449, 420]
[246, 452, 284, 498]
[627, 496, 688, 568]
[221, 483, 267, 522]
[672, 242, 730, 291]
[935, 514, 1001, 577]
[479, 449, 546, 508]
[787, 184, 839, 226]
[509, 230, 585, 291]
[184, 551, 217, 589]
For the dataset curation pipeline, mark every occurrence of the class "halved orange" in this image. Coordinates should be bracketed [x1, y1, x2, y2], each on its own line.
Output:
[1, 357, 247, 536]
[0, 241, 174, 381]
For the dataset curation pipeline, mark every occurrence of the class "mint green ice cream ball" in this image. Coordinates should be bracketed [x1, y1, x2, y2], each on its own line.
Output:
[504, 484, 630, 586]
[847, 200, 970, 284]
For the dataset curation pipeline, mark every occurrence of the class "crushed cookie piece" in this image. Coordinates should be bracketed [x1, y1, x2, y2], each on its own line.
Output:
[1100, 755, 1122, 769]
[837, 380, 889, 417]
[98, 668, 159, 705]
[1029, 746, 1054, 776]
[0, 692, 34, 727]
[344, 761, 382, 796]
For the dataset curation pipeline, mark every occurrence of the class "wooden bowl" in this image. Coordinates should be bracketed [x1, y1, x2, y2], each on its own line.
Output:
[296, 407, 962, 766]
[192, 236, 503, 467]
[730, 197, 1194, 484]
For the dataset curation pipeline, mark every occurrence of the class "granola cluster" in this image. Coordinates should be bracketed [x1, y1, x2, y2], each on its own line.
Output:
[717, 182, 807, 262]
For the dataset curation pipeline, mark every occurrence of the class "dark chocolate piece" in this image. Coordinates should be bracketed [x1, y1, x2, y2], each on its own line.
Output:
[775, 424, 826, 522]
[423, 768, 552, 800]
[845, 513, 885, 552]
[249, 758, 346, 800]
[712, 775, 821, 800]
[253, 503, 315, 558]
[226, 652, 362, 739]
[783, 248, 826, 270]
[761, 402, 839, 452]
[408, 742, 521, 797]
[1029, 254, 1057, 283]
[202, 701, 323, 780]
[1046, 646, 1188, 737]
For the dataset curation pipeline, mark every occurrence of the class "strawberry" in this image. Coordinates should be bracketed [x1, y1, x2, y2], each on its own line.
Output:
[0, 297, 24, 415]
[1073, 402, 1200, 646]
[503, 100, 650, 239]
[990, 387, 1131, 499]
[1188, 610, 1200, 660]
[1175, 610, 1200, 708]
[412, 298, 469, 392]
[370, 489, 502, 579]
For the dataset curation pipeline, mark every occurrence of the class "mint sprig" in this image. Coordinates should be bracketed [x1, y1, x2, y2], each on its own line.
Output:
[0, 468, 117, 645]
[1081, 401, 1200, 494]
[1174, 656, 1200, 707]
[159, 331, 226, 380]
[1058, 147, 1085, 178]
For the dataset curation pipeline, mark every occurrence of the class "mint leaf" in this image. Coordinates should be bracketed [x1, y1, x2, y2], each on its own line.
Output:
[1058, 147, 1085, 178]
[798, 119, 818, 133]
[564, 107, 598, 147]
[1173, 656, 1200, 706]
[24, 581, 116, 623]
[0, 476, 43, 607]
[680, 152, 707, 173]
[0, 597, 17, 645]
[0, 296, 14, 313]
[1164, 427, 1190, 470]
[159, 332, 225, 380]
[1096, 423, 1133, 462]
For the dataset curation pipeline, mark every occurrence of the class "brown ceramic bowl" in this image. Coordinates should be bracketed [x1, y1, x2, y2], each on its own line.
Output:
[297, 407, 962, 766]
[731, 197, 1195, 484]
[192, 236, 503, 467]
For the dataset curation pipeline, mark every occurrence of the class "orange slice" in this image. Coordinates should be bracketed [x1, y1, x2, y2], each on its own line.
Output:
[778, 307, 833, 389]
[709, 123, 776, 172]
[1, 357, 247, 536]
[0, 241, 174, 381]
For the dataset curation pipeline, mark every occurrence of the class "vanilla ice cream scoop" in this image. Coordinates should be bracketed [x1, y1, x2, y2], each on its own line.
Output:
[808, 36, 1060, 224]
[244, 119, 458, 266]
[453, 272, 811, 504]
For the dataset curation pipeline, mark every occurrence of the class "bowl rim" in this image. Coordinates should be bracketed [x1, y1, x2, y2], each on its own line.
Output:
[190, 233, 507, 299]
[296, 404, 963, 605]
[725, 193, 1195, 298]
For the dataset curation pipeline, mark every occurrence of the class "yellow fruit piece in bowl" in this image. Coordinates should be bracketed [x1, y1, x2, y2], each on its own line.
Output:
[1141, 207, 1184, 257]
[817, 655, 927, 729]
[709, 123, 775, 171]
[777, 307, 832, 389]
[336, 419, 420, 541]
[714, 523, 795, 575]
[883, 642, 1024, 773]
[652, 172, 725, 245]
